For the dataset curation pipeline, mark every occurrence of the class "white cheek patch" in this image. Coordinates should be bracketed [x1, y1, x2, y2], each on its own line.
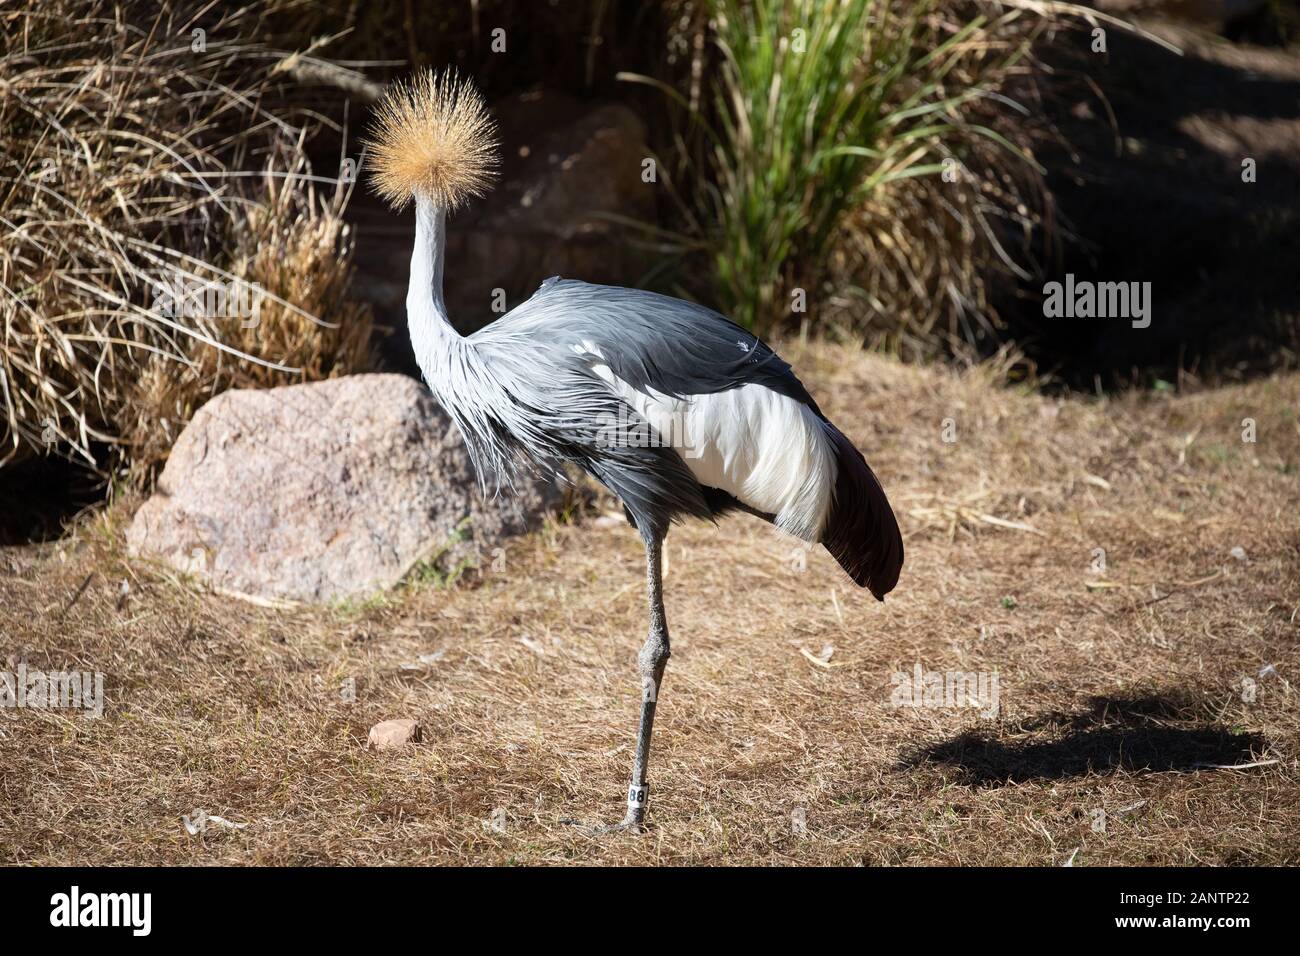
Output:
[573, 342, 837, 541]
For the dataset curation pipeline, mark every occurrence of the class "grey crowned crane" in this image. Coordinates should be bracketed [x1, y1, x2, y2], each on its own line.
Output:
[368, 69, 903, 831]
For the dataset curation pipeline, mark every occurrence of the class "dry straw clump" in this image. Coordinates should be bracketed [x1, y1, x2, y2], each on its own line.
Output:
[0, 0, 373, 477]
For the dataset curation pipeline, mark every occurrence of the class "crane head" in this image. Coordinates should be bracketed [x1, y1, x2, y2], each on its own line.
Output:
[366, 68, 499, 212]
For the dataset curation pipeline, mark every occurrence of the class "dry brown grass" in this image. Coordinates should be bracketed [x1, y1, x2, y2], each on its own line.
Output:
[0, 0, 373, 476]
[1, 344, 1297, 865]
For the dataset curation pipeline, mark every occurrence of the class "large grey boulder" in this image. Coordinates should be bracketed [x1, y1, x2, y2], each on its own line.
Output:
[127, 374, 555, 602]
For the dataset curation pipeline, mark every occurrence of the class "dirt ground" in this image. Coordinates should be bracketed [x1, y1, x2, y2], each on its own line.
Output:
[2, 344, 1297, 865]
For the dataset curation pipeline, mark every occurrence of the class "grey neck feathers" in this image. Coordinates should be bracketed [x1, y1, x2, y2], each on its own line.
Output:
[404, 194, 515, 489]
[407, 195, 460, 383]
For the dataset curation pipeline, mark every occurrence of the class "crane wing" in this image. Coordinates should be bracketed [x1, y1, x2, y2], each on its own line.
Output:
[477, 278, 821, 408]
[473, 279, 903, 597]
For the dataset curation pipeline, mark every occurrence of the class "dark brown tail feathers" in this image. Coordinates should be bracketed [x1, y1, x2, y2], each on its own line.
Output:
[820, 426, 903, 600]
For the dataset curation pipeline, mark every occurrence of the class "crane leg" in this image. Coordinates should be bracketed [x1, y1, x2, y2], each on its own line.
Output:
[622, 532, 670, 828]
[560, 531, 669, 835]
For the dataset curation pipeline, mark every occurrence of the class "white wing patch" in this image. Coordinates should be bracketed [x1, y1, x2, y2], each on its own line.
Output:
[574, 343, 837, 541]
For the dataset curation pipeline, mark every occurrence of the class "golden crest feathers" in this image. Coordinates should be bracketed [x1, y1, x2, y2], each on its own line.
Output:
[365, 69, 499, 211]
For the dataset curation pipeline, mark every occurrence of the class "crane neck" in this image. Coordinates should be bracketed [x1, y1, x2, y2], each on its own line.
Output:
[406, 195, 461, 380]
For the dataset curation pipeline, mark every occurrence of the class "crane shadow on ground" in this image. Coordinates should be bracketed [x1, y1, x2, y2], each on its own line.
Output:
[899, 690, 1270, 786]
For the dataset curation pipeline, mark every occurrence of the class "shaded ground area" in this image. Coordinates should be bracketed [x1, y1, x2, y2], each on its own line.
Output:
[1, 345, 1297, 865]
[1014, 18, 1300, 385]
[0, 456, 104, 547]
[906, 692, 1270, 784]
